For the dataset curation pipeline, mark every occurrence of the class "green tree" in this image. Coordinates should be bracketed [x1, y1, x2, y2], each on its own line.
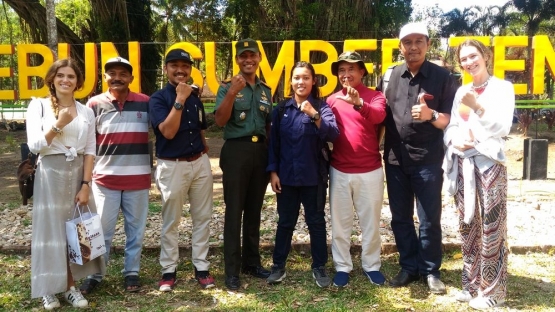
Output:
[439, 7, 478, 37]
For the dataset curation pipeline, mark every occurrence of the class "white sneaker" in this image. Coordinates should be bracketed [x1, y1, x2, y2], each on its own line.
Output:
[64, 286, 88, 308]
[469, 296, 505, 310]
[42, 295, 60, 310]
[455, 289, 473, 302]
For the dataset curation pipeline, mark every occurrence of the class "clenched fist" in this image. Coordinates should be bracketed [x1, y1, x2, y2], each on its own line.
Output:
[229, 74, 247, 95]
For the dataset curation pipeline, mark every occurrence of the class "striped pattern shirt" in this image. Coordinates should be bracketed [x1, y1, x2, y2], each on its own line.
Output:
[87, 91, 151, 190]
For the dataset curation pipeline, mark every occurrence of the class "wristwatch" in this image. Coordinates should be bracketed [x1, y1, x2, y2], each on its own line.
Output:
[81, 180, 91, 187]
[311, 112, 321, 121]
[428, 110, 439, 122]
[173, 102, 184, 110]
[474, 106, 484, 116]
[354, 98, 363, 111]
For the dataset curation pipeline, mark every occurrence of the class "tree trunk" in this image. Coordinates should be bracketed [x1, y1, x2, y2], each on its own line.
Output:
[45, 0, 57, 57]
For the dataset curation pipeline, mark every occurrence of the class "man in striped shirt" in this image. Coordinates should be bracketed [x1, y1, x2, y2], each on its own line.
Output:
[80, 57, 150, 293]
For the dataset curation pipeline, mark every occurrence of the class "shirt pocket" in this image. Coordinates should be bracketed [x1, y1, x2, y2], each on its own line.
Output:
[233, 99, 251, 122]
[301, 115, 317, 136]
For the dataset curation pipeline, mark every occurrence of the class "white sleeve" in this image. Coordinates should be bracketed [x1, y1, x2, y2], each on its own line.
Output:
[473, 80, 515, 142]
[25, 98, 48, 154]
[84, 105, 97, 156]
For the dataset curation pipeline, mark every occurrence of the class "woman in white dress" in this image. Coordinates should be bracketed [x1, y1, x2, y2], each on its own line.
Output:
[26, 58, 105, 310]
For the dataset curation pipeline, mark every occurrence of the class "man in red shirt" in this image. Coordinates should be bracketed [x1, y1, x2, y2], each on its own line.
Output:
[326, 51, 387, 287]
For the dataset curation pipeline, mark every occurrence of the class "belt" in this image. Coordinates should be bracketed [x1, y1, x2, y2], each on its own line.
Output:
[227, 135, 265, 143]
[157, 152, 202, 162]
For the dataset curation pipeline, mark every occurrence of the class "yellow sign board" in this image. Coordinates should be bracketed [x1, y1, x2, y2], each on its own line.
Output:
[0, 36, 554, 100]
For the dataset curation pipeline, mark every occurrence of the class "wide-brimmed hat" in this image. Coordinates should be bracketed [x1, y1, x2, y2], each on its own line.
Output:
[165, 48, 193, 64]
[399, 22, 429, 40]
[235, 38, 260, 55]
[331, 51, 368, 77]
[104, 57, 133, 74]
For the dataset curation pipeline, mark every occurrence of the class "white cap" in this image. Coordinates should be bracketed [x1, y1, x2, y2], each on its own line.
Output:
[104, 57, 133, 74]
[399, 22, 429, 40]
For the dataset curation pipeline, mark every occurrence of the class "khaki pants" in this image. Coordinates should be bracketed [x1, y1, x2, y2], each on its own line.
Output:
[156, 153, 213, 273]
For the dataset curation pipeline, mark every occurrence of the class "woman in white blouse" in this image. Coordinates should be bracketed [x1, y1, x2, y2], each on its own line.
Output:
[26, 58, 104, 310]
[443, 39, 515, 310]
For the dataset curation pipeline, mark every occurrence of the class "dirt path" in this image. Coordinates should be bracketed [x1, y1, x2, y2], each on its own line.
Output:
[1, 124, 555, 206]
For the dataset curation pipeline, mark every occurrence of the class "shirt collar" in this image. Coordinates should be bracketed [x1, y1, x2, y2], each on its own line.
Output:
[103, 90, 133, 103]
[285, 95, 317, 108]
[166, 82, 177, 92]
[401, 59, 431, 79]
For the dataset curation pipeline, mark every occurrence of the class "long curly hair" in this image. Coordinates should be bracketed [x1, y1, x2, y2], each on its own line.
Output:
[43, 58, 84, 117]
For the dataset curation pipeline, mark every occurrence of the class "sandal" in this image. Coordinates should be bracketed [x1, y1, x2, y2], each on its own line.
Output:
[124, 275, 142, 292]
[79, 278, 100, 295]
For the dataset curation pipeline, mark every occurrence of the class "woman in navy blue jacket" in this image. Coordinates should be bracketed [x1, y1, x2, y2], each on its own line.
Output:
[266, 61, 339, 287]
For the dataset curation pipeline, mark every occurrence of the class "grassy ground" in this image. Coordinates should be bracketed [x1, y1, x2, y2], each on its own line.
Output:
[1, 250, 554, 311]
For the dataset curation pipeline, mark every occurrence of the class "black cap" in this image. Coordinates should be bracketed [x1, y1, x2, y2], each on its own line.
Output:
[235, 38, 260, 55]
[104, 57, 133, 74]
[165, 49, 193, 64]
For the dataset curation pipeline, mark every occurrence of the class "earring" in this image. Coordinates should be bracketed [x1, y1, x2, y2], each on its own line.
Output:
[50, 84, 55, 90]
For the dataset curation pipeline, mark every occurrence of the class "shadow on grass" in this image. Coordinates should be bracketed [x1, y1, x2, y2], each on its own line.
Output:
[0, 250, 553, 311]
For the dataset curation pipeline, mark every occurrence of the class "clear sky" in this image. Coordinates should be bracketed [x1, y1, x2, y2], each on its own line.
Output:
[411, 0, 510, 12]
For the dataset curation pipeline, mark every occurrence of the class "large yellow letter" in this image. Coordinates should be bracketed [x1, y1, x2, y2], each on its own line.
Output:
[204, 42, 220, 97]
[449, 36, 490, 49]
[300, 40, 338, 97]
[259, 40, 295, 97]
[165, 42, 204, 89]
[343, 39, 377, 75]
[100, 42, 142, 93]
[74, 43, 98, 99]
[17, 44, 54, 99]
[0, 45, 15, 100]
[381, 39, 400, 75]
[531, 35, 555, 94]
[343, 39, 378, 89]
[492, 36, 528, 94]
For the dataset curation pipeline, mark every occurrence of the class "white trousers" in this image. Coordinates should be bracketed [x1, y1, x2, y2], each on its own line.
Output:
[155, 153, 213, 273]
[330, 166, 384, 273]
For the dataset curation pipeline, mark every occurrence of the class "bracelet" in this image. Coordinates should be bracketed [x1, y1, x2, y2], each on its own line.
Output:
[81, 180, 91, 187]
[51, 125, 63, 134]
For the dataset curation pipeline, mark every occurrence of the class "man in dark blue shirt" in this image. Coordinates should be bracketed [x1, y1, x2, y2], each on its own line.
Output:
[149, 48, 215, 291]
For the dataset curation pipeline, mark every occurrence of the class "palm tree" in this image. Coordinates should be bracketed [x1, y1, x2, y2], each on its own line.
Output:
[439, 7, 478, 37]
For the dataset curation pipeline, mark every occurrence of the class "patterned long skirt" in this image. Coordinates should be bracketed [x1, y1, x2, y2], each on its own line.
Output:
[455, 158, 508, 301]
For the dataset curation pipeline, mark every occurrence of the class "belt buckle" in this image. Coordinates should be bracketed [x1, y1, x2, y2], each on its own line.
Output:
[251, 136, 258, 143]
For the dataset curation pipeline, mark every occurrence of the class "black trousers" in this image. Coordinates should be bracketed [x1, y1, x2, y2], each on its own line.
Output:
[220, 139, 269, 277]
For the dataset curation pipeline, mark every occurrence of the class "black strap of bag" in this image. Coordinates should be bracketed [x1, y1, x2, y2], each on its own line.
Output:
[17, 100, 43, 205]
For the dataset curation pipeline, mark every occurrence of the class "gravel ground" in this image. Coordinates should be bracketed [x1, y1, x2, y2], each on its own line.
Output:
[1, 179, 554, 252]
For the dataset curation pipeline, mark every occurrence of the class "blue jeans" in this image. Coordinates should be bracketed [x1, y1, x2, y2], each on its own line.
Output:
[385, 164, 443, 278]
[89, 183, 149, 280]
[272, 184, 328, 269]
